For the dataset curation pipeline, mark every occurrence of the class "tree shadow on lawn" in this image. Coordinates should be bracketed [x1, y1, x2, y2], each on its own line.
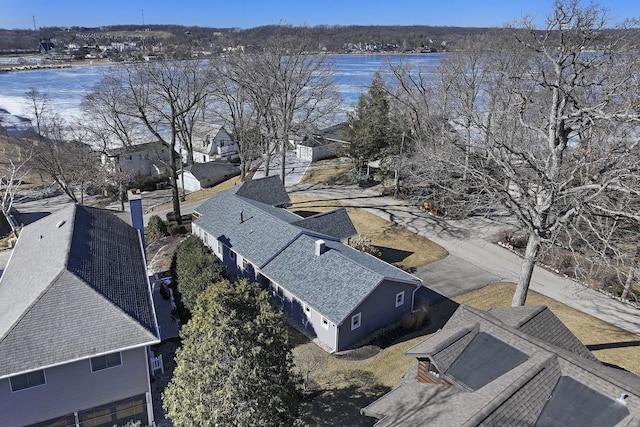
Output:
[299, 370, 390, 427]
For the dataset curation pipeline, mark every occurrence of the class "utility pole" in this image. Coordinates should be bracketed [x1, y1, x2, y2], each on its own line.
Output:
[32, 16, 37, 31]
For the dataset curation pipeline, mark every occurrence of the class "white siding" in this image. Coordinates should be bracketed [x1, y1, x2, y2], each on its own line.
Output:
[0, 347, 151, 427]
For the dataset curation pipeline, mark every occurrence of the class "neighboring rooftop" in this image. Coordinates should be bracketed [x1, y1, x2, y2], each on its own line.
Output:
[182, 160, 240, 184]
[362, 304, 640, 427]
[0, 204, 159, 378]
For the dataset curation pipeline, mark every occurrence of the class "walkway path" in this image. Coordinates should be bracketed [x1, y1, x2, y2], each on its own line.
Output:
[289, 183, 640, 335]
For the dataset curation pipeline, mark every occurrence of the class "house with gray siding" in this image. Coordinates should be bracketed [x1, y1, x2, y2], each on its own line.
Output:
[192, 175, 422, 352]
[362, 304, 640, 426]
[0, 204, 160, 427]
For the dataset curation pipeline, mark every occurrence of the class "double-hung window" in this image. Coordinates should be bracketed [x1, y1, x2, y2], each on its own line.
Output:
[351, 312, 362, 330]
[395, 291, 405, 307]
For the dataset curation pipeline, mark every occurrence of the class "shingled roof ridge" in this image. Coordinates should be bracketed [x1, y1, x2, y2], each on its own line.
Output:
[466, 305, 640, 395]
[462, 354, 558, 427]
[406, 324, 477, 357]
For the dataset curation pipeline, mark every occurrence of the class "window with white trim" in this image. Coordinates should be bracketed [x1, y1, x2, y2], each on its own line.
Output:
[351, 312, 362, 330]
[91, 352, 122, 372]
[395, 291, 405, 307]
[321, 317, 329, 330]
[10, 370, 46, 392]
[241, 257, 249, 271]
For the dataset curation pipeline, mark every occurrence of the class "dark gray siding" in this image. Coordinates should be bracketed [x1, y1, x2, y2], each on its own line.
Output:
[0, 347, 150, 427]
[337, 280, 416, 351]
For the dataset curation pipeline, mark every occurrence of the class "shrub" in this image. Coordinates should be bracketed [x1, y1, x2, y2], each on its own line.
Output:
[167, 221, 181, 236]
[401, 303, 429, 331]
[166, 211, 176, 222]
[146, 215, 167, 241]
[348, 235, 382, 258]
[171, 235, 228, 313]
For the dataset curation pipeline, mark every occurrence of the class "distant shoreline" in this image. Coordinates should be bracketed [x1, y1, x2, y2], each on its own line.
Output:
[0, 59, 114, 73]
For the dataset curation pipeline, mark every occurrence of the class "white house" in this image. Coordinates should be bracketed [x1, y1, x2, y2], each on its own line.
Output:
[187, 122, 238, 163]
[102, 141, 172, 177]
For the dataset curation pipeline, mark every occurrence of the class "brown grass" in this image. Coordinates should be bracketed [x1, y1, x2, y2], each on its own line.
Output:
[289, 194, 448, 269]
[454, 282, 640, 375]
[150, 176, 242, 212]
[299, 158, 352, 185]
[293, 330, 428, 426]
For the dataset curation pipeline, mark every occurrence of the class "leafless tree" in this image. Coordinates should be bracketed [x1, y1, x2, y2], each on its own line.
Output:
[0, 134, 31, 235]
[391, 0, 640, 306]
[86, 60, 207, 224]
[213, 28, 342, 185]
[206, 56, 262, 181]
[21, 88, 102, 204]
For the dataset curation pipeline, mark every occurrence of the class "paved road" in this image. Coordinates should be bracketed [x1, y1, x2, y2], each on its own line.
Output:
[290, 183, 640, 336]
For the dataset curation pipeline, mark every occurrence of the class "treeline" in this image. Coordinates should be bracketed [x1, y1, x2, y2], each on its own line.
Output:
[0, 23, 496, 53]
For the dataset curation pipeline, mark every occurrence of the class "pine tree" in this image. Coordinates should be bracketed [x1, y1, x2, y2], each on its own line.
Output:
[346, 71, 391, 167]
[163, 279, 302, 427]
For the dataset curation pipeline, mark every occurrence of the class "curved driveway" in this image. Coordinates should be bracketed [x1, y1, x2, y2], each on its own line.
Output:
[288, 182, 640, 335]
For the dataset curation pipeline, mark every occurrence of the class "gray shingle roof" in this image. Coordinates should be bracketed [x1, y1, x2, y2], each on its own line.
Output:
[362, 305, 640, 426]
[183, 161, 240, 183]
[261, 234, 388, 325]
[235, 175, 291, 207]
[489, 305, 598, 362]
[292, 208, 357, 240]
[195, 189, 303, 268]
[194, 176, 421, 325]
[0, 205, 159, 378]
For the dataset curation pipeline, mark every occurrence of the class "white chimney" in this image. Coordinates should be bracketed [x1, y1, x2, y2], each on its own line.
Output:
[315, 239, 326, 256]
[617, 393, 629, 405]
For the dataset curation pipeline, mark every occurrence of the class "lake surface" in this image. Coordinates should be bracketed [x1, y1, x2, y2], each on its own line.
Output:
[0, 53, 442, 133]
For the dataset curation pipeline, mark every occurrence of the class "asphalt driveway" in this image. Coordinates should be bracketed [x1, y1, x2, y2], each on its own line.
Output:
[413, 255, 501, 302]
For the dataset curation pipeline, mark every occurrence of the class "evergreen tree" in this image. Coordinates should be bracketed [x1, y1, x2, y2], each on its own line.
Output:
[163, 279, 302, 427]
[346, 71, 391, 167]
[171, 235, 226, 313]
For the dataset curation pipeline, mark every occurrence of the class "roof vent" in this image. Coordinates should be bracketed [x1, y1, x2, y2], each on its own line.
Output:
[315, 239, 326, 256]
[56, 220, 66, 228]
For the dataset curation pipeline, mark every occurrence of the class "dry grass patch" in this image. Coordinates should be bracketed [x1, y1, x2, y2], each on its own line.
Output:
[150, 176, 242, 212]
[289, 194, 447, 269]
[454, 282, 640, 375]
[293, 331, 427, 426]
[300, 158, 352, 185]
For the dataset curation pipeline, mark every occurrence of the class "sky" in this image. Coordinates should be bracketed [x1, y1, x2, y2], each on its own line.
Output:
[0, 0, 639, 30]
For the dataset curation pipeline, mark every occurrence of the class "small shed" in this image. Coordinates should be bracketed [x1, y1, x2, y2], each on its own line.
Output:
[178, 160, 240, 192]
[295, 123, 348, 161]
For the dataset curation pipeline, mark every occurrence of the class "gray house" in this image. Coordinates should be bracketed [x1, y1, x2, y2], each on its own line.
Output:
[0, 205, 160, 427]
[192, 175, 422, 352]
[362, 304, 640, 426]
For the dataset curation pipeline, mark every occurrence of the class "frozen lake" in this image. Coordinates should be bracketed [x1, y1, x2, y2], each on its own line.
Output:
[0, 53, 442, 133]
